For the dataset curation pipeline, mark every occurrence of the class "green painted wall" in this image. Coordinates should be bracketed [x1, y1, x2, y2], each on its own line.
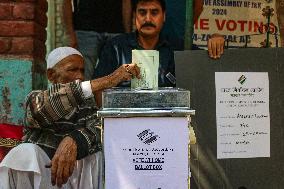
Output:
[185, 0, 194, 50]
[0, 60, 32, 125]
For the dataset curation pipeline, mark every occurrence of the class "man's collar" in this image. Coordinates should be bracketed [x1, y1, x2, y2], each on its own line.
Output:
[128, 31, 170, 49]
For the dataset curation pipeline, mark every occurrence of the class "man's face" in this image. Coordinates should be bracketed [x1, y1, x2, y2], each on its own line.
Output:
[135, 0, 165, 38]
[48, 55, 84, 84]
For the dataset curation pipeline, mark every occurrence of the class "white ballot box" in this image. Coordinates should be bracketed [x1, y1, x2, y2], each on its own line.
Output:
[98, 88, 195, 189]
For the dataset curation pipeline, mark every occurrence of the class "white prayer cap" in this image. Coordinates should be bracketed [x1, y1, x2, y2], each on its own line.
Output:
[46, 47, 83, 69]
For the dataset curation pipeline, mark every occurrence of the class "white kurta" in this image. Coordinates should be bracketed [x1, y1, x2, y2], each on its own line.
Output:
[0, 143, 103, 189]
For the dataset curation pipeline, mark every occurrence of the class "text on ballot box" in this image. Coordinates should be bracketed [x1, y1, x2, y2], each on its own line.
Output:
[104, 117, 189, 189]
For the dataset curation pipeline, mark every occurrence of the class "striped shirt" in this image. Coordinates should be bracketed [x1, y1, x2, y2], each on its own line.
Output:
[23, 80, 101, 159]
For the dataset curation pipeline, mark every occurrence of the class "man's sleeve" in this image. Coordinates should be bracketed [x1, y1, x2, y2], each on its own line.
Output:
[164, 49, 176, 87]
[25, 80, 86, 127]
[93, 41, 119, 79]
[169, 50, 175, 77]
[68, 114, 102, 159]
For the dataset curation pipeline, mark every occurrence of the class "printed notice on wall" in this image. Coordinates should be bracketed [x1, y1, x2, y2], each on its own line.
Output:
[104, 117, 189, 189]
[215, 72, 270, 159]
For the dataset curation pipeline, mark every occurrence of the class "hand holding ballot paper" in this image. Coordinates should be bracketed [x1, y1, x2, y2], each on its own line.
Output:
[131, 50, 159, 89]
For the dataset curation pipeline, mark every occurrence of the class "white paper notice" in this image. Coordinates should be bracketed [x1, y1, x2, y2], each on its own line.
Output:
[215, 72, 270, 159]
[104, 117, 189, 189]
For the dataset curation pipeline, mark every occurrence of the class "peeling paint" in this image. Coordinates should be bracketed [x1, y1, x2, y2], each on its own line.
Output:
[1, 86, 12, 123]
[18, 78, 25, 89]
[0, 59, 33, 125]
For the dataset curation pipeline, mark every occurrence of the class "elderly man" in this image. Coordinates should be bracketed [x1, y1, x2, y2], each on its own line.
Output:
[0, 47, 140, 189]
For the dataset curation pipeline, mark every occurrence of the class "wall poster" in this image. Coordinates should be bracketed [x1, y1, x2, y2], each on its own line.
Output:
[194, 0, 282, 48]
[215, 72, 270, 159]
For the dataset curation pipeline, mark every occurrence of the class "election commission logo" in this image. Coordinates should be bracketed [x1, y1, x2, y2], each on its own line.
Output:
[238, 75, 247, 85]
[137, 129, 160, 145]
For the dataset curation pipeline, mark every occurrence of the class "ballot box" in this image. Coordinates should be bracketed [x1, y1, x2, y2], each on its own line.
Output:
[98, 88, 195, 189]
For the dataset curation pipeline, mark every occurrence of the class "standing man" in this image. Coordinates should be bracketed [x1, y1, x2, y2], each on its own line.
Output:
[94, 0, 175, 90]
[64, 0, 132, 80]
[0, 47, 140, 189]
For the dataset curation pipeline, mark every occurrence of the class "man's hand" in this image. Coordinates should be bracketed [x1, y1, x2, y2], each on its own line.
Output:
[208, 33, 225, 59]
[50, 136, 77, 188]
[122, 63, 141, 80]
[92, 63, 140, 108]
[112, 63, 141, 83]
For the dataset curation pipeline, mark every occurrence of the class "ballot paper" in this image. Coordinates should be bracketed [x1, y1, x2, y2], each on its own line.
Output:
[131, 50, 159, 89]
